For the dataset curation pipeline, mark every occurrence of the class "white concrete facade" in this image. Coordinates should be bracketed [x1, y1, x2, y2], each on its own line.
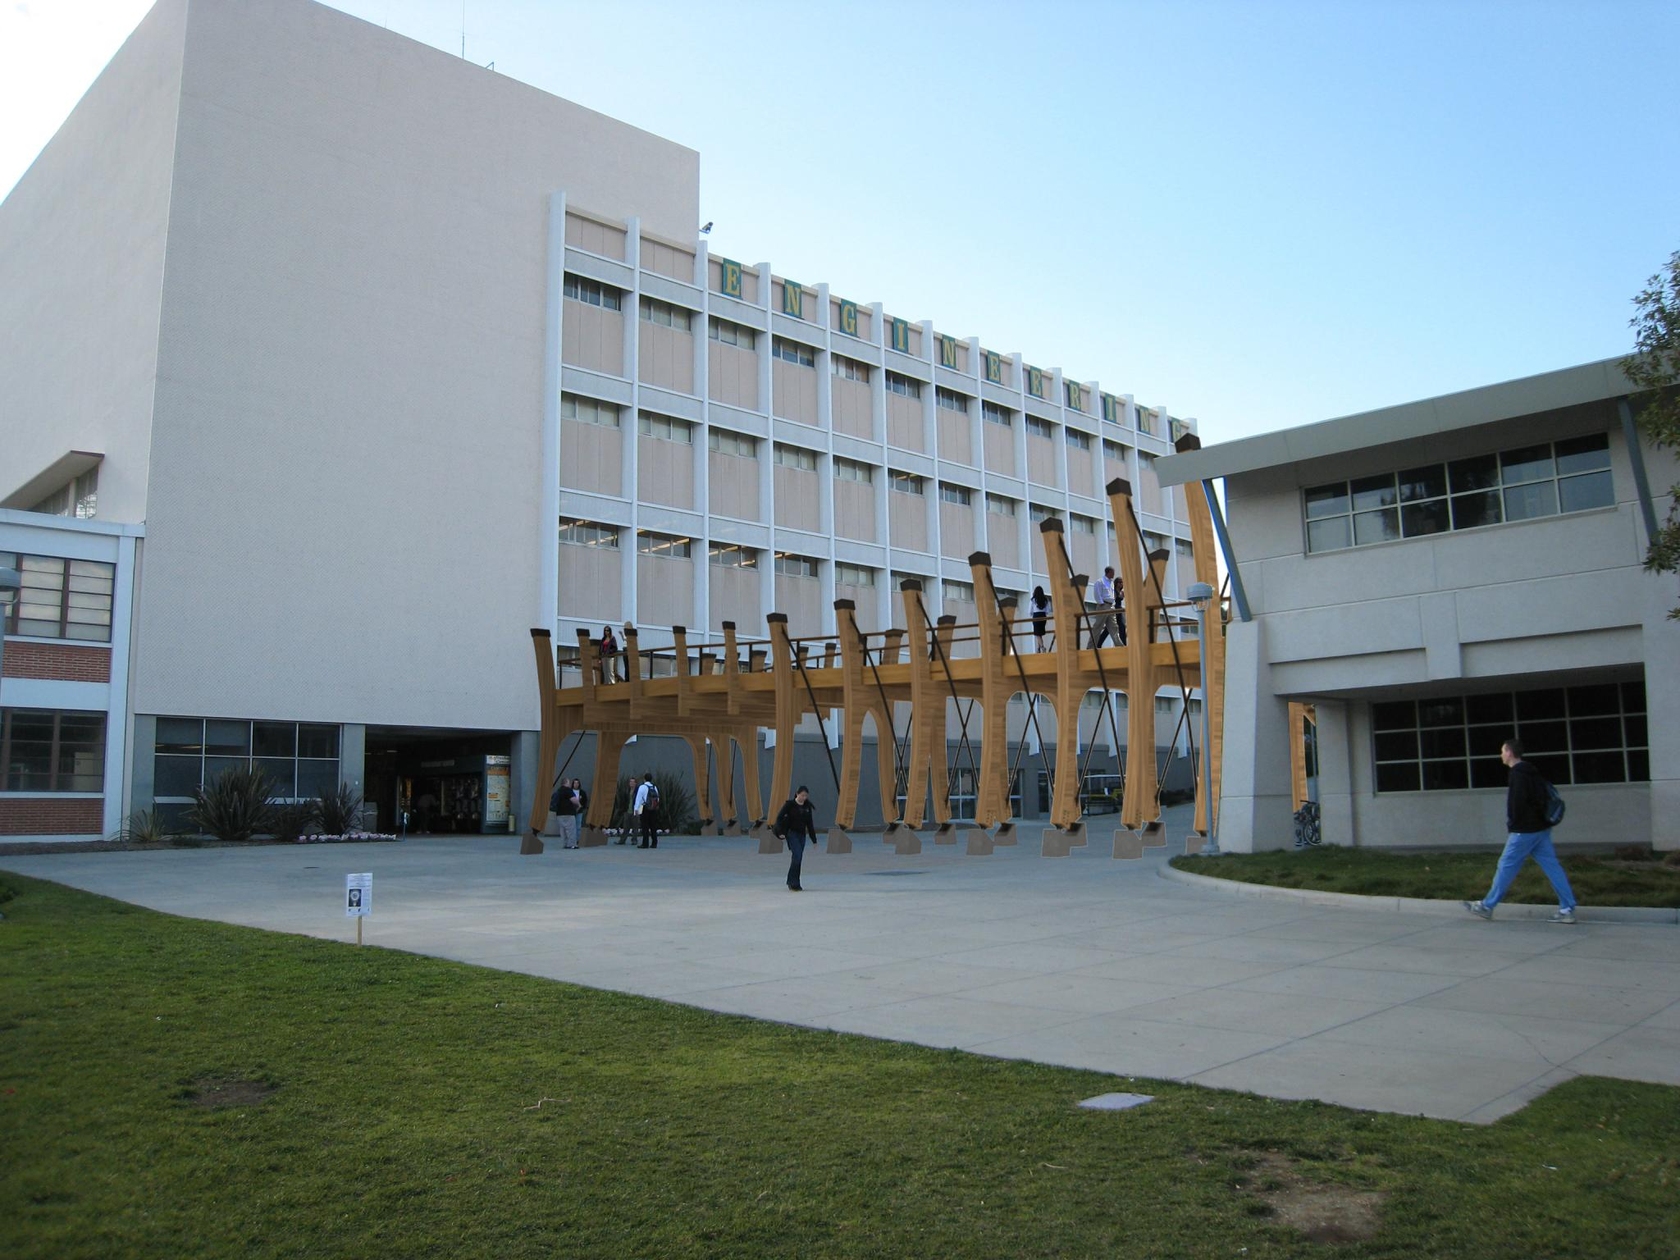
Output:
[1, 0, 1203, 836]
[1161, 359, 1678, 853]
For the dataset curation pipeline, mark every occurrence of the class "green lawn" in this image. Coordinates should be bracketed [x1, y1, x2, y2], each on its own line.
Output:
[2, 874, 1678, 1258]
[1174, 846, 1680, 908]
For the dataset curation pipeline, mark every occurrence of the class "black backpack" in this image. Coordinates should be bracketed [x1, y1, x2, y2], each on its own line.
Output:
[1543, 780, 1566, 827]
[644, 783, 660, 810]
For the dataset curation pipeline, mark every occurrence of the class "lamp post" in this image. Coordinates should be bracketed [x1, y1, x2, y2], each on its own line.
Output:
[1187, 581, 1219, 855]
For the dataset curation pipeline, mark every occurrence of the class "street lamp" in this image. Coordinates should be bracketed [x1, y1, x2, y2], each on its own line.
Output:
[1187, 581, 1219, 856]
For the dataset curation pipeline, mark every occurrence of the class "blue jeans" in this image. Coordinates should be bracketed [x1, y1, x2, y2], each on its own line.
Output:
[786, 832, 808, 888]
[1483, 829, 1576, 911]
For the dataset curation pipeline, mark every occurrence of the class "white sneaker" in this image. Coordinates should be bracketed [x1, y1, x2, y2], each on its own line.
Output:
[1547, 908, 1576, 925]
[1463, 900, 1493, 921]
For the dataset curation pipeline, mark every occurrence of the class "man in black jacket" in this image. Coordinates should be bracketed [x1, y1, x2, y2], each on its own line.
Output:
[1464, 738, 1577, 924]
[773, 786, 818, 892]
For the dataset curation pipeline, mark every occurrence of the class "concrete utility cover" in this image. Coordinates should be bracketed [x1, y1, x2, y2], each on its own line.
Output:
[1078, 1092, 1155, 1111]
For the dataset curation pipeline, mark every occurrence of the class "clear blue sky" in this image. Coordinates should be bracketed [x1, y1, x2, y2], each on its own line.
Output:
[4, 0, 1676, 443]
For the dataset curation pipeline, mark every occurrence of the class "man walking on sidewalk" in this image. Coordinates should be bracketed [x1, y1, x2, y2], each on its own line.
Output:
[1464, 738, 1577, 924]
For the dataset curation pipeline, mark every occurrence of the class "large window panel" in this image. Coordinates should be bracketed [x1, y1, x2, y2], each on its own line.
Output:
[1372, 679, 1648, 793]
[0, 709, 106, 792]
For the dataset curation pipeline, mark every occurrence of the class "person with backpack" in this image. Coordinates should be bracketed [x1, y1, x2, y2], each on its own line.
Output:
[772, 786, 818, 892]
[633, 773, 661, 849]
[1464, 737, 1577, 924]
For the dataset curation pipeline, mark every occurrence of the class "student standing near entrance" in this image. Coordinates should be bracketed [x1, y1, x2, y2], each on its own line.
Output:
[773, 786, 818, 891]
[1464, 738, 1577, 924]
[633, 773, 661, 849]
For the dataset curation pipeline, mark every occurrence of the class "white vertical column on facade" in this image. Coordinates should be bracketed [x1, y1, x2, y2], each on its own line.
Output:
[967, 335, 987, 553]
[816, 283, 837, 634]
[103, 528, 140, 836]
[921, 319, 942, 603]
[758, 263, 778, 626]
[1011, 352, 1033, 588]
[693, 237, 712, 640]
[1084, 381, 1105, 501]
[620, 216, 643, 628]
[1050, 368, 1071, 505]
[869, 302, 890, 564]
[541, 191, 566, 633]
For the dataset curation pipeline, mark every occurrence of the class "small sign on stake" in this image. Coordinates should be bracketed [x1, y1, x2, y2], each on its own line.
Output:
[346, 872, 372, 944]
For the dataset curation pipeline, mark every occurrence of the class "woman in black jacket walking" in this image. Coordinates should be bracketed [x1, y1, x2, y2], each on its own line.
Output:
[773, 786, 818, 892]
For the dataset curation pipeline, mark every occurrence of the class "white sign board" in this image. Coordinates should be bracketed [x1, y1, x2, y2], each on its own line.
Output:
[345, 872, 372, 917]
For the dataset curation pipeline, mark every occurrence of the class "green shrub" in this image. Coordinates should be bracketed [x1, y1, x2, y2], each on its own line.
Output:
[314, 783, 364, 835]
[112, 809, 179, 846]
[269, 802, 319, 843]
[648, 768, 699, 834]
[188, 766, 275, 844]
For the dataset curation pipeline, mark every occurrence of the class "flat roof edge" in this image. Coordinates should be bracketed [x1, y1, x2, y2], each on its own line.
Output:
[1158, 357, 1640, 486]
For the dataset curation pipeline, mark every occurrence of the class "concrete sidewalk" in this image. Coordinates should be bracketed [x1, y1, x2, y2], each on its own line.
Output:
[5, 813, 1677, 1123]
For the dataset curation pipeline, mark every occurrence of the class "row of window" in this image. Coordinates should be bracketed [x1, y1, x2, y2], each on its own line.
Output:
[1305, 434, 1614, 554]
[0, 708, 105, 792]
[1371, 681, 1648, 793]
[154, 717, 341, 802]
[0, 552, 116, 642]
[28, 467, 99, 520]
[566, 272, 1173, 437]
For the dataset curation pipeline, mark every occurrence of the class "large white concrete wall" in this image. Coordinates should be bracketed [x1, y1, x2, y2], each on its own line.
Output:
[130, 0, 700, 729]
[0, 0, 187, 523]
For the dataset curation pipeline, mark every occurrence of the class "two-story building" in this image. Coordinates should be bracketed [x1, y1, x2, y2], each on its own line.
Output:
[1159, 359, 1677, 852]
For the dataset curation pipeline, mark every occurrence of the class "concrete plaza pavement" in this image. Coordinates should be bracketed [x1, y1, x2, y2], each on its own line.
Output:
[5, 813, 1678, 1123]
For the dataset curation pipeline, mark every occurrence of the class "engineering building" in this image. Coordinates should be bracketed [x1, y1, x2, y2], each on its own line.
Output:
[0, 0, 1202, 841]
[1159, 360, 1677, 853]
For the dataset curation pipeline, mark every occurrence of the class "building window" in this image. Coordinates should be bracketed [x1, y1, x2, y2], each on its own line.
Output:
[708, 542, 759, 568]
[637, 412, 693, 443]
[1304, 433, 1614, 554]
[892, 571, 931, 593]
[889, 471, 926, 496]
[28, 467, 100, 519]
[982, 402, 1013, 427]
[832, 355, 870, 382]
[936, 387, 970, 414]
[1155, 696, 1177, 713]
[1070, 514, 1096, 534]
[1029, 503, 1055, 523]
[835, 563, 876, 587]
[1103, 439, 1125, 462]
[944, 579, 976, 602]
[985, 493, 1018, 517]
[707, 428, 757, 457]
[558, 519, 620, 549]
[1026, 416, 1054, 440]
[772, 337, 815, 367]
[834, 457, 875, 483]
[561, 395, 621, 428]
[638, 296, 693, 331]
[938, 483, 973, 507]
[0, 709, 106, 792]
[1065, 428, 1092, 451]
[562, 274, 623, 311]
[774, 443, 817, 472]
[0, 552, 115, 642]
[709, 318, 757, 349]
[775, 553, 819, 578]
[1371, 679, 1648, 793]
[636, 531, 692, 559]
[885, 373, 922, 400]
[153, 716, 339, 802]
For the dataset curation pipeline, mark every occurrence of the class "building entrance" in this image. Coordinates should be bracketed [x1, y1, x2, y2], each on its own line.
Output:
[363, 727, 515, 836]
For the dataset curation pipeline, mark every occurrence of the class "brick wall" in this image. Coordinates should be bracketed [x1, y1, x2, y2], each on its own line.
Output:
[0, 797, 104, 835]
[0, 640, 112, 683]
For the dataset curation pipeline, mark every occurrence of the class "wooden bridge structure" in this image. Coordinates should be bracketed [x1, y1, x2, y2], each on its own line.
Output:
[525, 470, 1229, 859]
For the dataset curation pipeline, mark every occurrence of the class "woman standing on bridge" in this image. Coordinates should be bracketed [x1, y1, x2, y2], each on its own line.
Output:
[773, 787, 818, 892]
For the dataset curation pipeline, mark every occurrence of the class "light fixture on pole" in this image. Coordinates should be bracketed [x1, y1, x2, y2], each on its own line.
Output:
[1187, 581, 1218, 856]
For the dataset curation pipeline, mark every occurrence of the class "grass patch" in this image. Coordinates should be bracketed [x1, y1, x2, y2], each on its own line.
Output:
[1, 874, 1677, 1257]
[1174, 845, 1680, 907]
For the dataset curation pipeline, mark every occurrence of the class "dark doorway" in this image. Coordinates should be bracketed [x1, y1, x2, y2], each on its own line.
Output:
[363, 727, 515, 836]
